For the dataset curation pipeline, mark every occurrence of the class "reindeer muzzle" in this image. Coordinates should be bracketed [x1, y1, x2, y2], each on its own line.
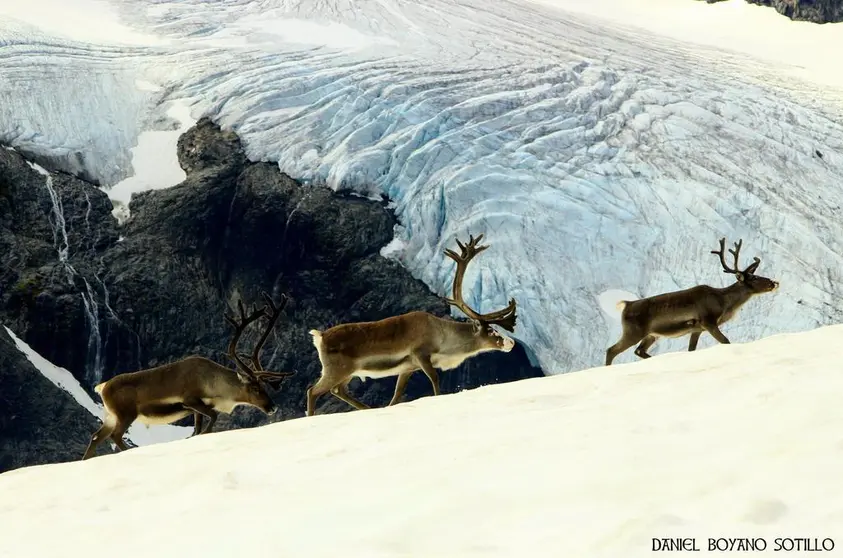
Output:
[502, 336, 515, 352]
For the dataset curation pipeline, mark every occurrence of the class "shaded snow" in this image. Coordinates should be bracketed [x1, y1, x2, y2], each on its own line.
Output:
[0, 325, 841, 557]
[2, 0, 843, 374]
[3, 326, 192, 448]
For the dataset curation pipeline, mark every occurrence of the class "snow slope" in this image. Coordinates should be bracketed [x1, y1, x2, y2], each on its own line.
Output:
[3, 326, 191, 448]
[0, 326, 841, 557]
[3, 0, 843, 374]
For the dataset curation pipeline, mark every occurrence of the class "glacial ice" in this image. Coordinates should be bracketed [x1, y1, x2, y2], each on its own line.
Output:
[2, 0, 843, 373]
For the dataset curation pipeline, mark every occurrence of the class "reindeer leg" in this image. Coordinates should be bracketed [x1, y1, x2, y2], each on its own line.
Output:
[413, 353, 441, 396]
[702, 323, 730, 345]
[82, 417, 116, 460]
[388, 372, 413, 406]
[183, 400, 219, 435]
[192, 412, 204, 437]
[330, 380, 371, 411]
[634, 335, 657, 359]
[606, 330, 645, 366]
[688, 332, 702, 351]
[109, 418, 133, 452]
[306, 374, 340, 417]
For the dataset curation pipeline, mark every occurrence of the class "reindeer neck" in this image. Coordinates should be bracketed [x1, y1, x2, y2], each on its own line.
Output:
[719, 280, 756, 313]
[440, 320, 483, 354]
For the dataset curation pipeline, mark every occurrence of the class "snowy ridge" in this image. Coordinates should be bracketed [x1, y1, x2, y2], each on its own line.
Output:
[2, 1, 843, 373]
[3, 326, 191, 448]
[0, 324, 841, 557]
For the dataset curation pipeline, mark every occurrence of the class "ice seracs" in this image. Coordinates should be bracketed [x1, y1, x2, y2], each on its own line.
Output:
[2, 0, 843, 375]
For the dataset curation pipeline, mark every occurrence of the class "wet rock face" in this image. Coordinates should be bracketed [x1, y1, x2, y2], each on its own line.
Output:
[0, 148, 124, 385]
[0, 118, 544, 467]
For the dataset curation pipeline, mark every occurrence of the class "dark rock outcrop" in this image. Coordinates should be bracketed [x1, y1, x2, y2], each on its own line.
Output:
[0, 119, 544, 468]
[0, 327, 111, 473]
[704, 0, 843, 23]
[0, 147, 125, 388]
[749, 0, 843, 22]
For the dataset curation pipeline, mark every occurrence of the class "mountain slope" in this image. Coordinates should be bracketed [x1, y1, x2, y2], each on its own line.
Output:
[3, 326, 192, 460]
[2, 1, 843, 374]
[0, 326, 841, 557]
[0, 326, 107, 470]
[1, 119, 542, 436]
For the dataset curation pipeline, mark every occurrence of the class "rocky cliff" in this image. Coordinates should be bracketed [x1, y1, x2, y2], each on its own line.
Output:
[0, 119, 543, 471]
[703, 0, 843, 23]
[0, 327, 111, 472]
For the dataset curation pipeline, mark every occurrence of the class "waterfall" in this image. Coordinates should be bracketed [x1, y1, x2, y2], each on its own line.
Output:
[31, 161, 105, 385]
[281, 188, 314, 249]
[29, 162, 69, 264]
[80, 278, 103, 385]
[83, 189, 95, 252]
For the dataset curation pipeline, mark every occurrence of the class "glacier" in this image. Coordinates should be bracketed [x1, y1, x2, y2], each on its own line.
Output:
[2, 0, 843, 374]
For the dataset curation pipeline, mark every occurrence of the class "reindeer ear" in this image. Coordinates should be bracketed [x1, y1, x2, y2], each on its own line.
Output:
[235, 372, 251, 384]
[471, 320, 483, 334]
[735, 271, 746, 283]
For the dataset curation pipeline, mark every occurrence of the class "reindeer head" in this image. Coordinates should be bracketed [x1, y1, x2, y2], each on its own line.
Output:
[711, 237, 779, 293]
[225, 292, 296, 414]
[444, 234, 517, 353]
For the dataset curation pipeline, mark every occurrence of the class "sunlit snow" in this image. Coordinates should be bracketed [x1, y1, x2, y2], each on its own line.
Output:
[0, 326, 841, 557]
[2, 0, 843, 374]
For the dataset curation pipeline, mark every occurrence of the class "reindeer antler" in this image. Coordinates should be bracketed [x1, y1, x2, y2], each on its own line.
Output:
[444, 233, 517, 332]
[250, 291, 295, 385]
[711, 237, 761, 276]
[225, 300, 266, 381]
[248, 292, 289, 370]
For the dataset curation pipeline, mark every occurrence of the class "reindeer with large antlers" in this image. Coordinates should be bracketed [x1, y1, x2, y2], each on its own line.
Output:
[81, 292, 294, 460]
[305, 234, 518, 416]
[605, 237, 778, 365]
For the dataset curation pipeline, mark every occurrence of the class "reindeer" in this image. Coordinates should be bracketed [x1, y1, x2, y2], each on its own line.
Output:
[605, 237, 779, 365]
[306, 234, 518, 416]
[82, 292, 294, 460]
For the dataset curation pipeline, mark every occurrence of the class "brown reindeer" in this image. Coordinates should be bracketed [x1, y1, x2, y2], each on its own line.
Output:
[82, 292, 294, 460]
[605, 237, 778, 365]
[306, 234, 517, 416]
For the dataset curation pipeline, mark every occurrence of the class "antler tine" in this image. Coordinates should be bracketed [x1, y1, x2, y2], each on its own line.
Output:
[255, 369, 296, 390]
[444, 233, 488, 321]
[226, 299, 266, 380]
[472, 298, 518, 332]
[728, 238, 761, 275]
[711, 237, 738, 274]
[256, 370, 296, 381]
[443, 234, 517, 331]
[728, 239, 743, 272]
[744, 256, 761, 275]
[249, 291, 290, 372]
[474, 298, 518, 331]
